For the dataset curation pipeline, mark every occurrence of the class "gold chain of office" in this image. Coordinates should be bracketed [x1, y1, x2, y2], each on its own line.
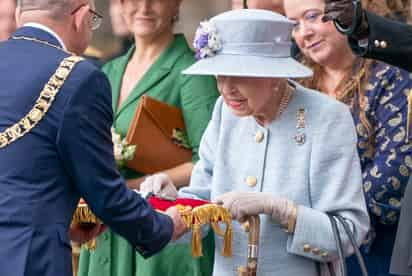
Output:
[12, 36, 72, 53]
[0, 55, 84, 149]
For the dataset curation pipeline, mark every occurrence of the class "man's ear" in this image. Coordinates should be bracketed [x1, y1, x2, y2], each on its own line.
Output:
[72, 4, 90, 32]
[15, 6, 21, 27]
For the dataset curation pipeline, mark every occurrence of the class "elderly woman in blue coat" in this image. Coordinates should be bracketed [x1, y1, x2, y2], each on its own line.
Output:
[141, 9, 370, 275]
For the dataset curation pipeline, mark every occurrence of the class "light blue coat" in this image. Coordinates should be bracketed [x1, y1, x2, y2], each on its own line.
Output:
[180, 83, 370, 275]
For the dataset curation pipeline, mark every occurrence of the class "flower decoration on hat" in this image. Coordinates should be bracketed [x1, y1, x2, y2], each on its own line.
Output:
[193, 21, 222, 60]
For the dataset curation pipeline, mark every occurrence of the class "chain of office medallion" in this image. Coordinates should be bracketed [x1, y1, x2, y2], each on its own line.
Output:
[0, 55, 84, 149]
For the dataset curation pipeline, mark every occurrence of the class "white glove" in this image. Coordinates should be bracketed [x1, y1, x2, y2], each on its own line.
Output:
[140, 173, 178, 199]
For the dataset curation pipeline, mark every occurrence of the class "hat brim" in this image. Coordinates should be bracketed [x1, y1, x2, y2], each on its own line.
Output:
[182, 55, 313, 78]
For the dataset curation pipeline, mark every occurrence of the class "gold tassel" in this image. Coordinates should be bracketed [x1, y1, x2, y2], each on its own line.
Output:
[178, 203, 233, 258]
[72, 201, 99, 251]
[191, 224, 203, 257]
[222, 223, 233, 257]
[407, 90, 412, 143]
[85, 239, 96, 250]
[72, 204, 98, 225]
[211, 222, 225, 236]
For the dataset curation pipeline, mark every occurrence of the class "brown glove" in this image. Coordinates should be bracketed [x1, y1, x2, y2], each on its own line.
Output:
[323, 0, 368, 39]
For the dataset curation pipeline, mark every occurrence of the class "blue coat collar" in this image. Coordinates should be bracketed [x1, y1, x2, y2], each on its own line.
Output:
[12, 26, 63, 50]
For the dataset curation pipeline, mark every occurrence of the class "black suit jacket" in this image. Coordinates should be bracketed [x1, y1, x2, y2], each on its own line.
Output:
[391, 176, 412, 275]
[348, 12, 412, 72]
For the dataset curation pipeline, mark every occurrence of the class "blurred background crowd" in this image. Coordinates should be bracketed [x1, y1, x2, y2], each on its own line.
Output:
[1, 0, 409, 60]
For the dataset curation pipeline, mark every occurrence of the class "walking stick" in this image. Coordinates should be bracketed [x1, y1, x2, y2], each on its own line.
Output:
[238, 215, 260, 276]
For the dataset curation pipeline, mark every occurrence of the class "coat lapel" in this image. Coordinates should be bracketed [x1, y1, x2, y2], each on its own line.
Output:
[107, 49, 133, 113]
[114, 35, 190, 120]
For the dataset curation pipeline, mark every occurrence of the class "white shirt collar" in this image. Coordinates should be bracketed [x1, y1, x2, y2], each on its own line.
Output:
[23, 23, 67, 50]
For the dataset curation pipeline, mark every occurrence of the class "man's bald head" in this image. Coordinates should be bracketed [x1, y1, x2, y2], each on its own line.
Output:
[17, 0, 76, 19]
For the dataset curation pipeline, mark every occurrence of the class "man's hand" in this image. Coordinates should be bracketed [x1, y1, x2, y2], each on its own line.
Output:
[165, 206, 188, 241]
[69, 223, 107, 243]
[323, 0, 357, 28]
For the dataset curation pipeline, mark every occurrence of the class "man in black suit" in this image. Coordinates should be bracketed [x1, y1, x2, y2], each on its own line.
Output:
[324, 1, 412, 274]
[323, 0, 412, 72]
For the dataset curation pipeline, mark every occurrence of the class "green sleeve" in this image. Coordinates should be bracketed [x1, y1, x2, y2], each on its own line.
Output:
[180, 75, 219, 162]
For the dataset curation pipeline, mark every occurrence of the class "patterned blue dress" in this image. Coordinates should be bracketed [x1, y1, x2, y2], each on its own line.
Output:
[348, 61, 412, 275]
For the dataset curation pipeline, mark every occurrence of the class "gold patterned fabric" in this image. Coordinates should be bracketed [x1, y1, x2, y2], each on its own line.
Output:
[353, 63, 412, 229]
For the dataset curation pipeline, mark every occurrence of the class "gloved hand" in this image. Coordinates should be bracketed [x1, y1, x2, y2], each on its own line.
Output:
[215, 192, 297, 231]
[323, 0, 357, 28]
[140, 173, 178, 199]
[322, 0, 368, 38]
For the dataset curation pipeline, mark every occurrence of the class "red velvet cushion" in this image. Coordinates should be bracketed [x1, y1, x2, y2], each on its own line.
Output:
[148, 196, 209, 211]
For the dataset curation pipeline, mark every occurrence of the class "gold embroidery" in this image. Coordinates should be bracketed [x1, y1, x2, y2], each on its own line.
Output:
[0, 56, 83, 149]
[394, 127, 406, 142]
[400, 144, 412, 152]
[371, 166, 382, 178]
[389, 198, 401, 208]
[379, 92, 393, 105]
[399, 165, 410, 177]
[364, 182, 372, 193]
[380, 137, 390, 151]
[388, 113, 402, 127]
[385, 149, 396, 167]
[406, 156, 412, 169]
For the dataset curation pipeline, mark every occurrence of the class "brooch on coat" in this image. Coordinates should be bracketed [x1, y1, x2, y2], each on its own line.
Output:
[294, 108, 306, 145]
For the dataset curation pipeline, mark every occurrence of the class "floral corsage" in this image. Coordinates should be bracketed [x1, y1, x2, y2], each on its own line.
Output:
[193, 20, 222, 60]
[111, 127, 136, 168]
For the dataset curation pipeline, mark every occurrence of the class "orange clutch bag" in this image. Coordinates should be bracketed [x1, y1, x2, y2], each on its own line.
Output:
[125, 95, 192, 174]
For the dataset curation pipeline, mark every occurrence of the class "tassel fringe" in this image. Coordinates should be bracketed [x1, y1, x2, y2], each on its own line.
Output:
[72, 202, 99, 251]
[191, 224, 203, 257]
[179, 204, 233, 258]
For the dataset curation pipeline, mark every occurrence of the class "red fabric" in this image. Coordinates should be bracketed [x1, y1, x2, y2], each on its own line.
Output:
[148, 196, 209, 211]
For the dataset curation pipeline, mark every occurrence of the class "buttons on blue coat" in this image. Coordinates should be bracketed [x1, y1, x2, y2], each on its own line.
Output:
[246, 176, 257, 187]
[255, 131, 264, 143]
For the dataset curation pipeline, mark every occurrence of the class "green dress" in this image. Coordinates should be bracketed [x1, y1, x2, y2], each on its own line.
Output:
[78, 34, 219, 276]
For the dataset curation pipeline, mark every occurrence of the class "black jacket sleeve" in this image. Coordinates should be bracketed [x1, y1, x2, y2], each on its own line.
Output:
[348, 11, 412, 72]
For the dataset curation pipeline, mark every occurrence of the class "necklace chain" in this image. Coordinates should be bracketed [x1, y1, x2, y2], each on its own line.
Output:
[11, 36, 72, 54]
[276, 83, 294, 119]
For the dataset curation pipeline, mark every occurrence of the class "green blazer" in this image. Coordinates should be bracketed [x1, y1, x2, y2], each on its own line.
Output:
[78, 34, 218, 276]
[109, 34, 218, 177]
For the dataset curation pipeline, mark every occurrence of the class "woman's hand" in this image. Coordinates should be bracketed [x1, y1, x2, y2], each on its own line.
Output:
[140, 173, 178, 199]
[215, 192, 297, 231]
[69, 223, 107, 243]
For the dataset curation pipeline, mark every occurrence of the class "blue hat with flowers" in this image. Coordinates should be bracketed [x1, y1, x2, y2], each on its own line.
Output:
[183, 9, 312, 78]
